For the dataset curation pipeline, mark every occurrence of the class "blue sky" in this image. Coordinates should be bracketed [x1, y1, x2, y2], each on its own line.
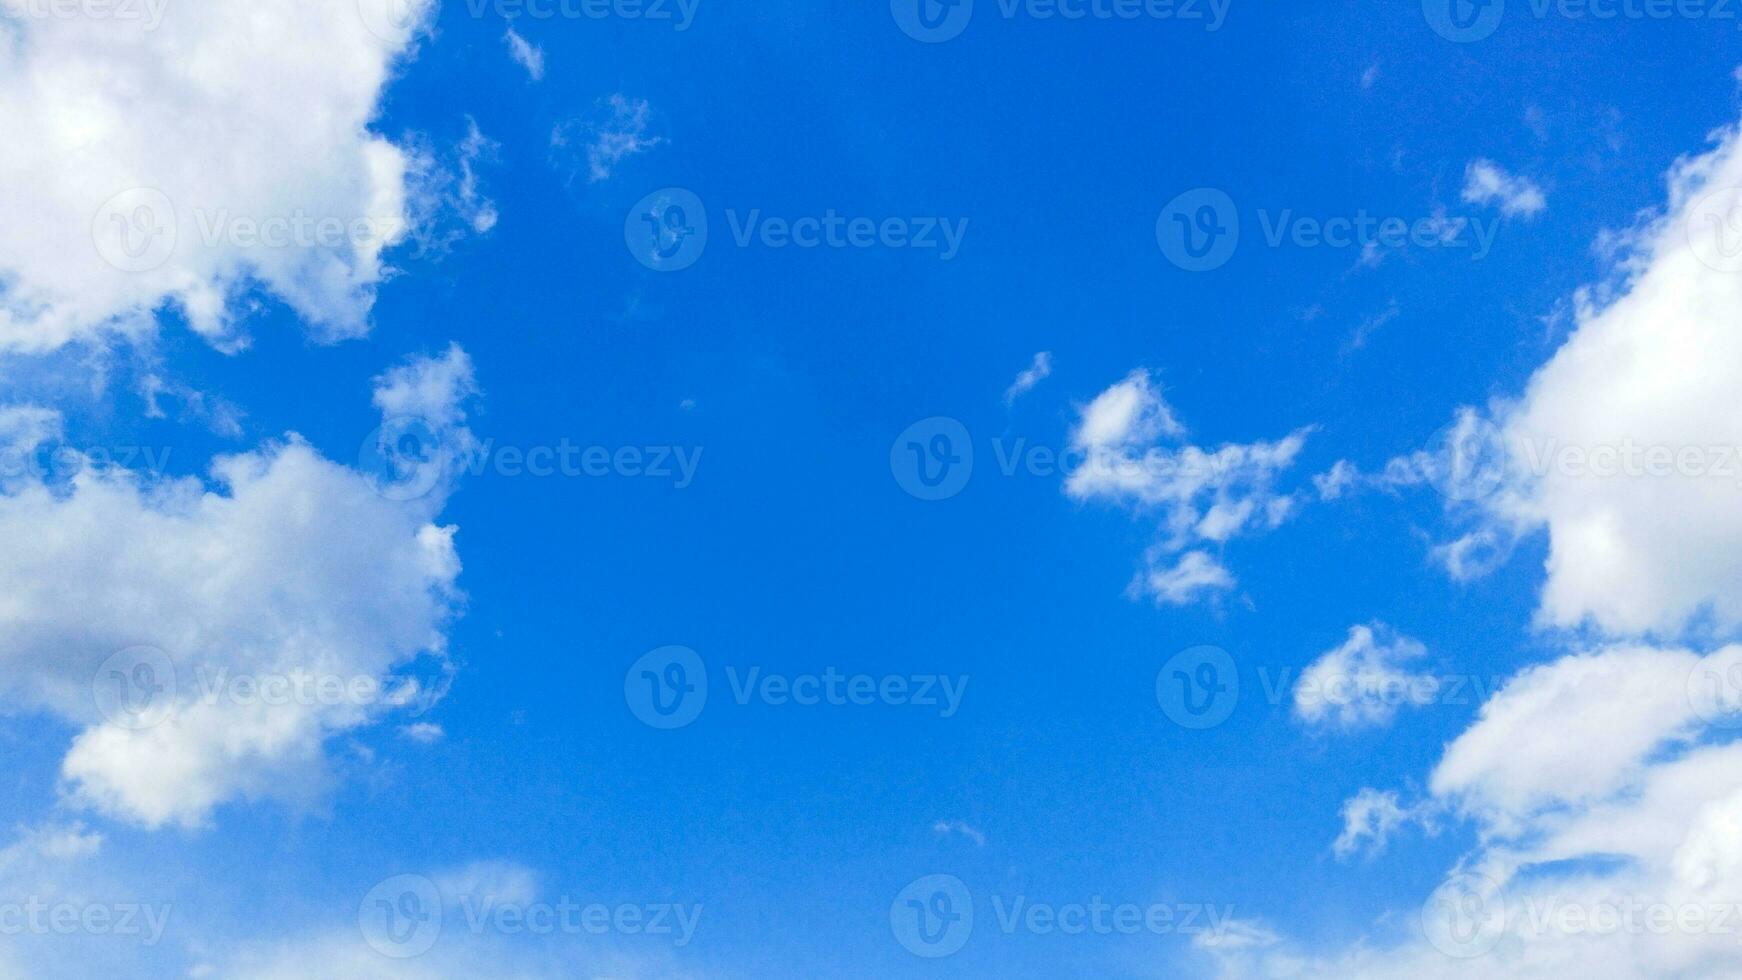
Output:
[4, 1, 1742, 977]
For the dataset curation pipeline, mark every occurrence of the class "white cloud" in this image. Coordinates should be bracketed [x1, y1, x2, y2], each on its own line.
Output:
[0, 346, 477, 829]
[551, 95, 663, 184]
[1071, 369, 1184, 449]
[932, 819, 987, 846]
[1208, 644, 1742, 980]
[1313, 460, 1358, 501]
[1064, 370, 1311, 604]
[1293, 624, 1435, 731]
[0, 0, 438, 353]
[1333, 788, 1412, 860]
[503, 25, 545, 81]
[1462, 159, 1548, 219]
[1453, 118, 1742, 638]
[1003, 351, 1053, 405]
[1139, 549, 1236, 606]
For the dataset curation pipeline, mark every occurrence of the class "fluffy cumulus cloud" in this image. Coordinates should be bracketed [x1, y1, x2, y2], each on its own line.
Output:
[1064, 369, 1312, 604]
[1450, 118, 1742, 638]
[1209, 644, 1742, 979]
[0, 345, 477, 829]
[1206, 105, 1742, 980]
[0, 0, 438, 353]
[1293, 624, 1436, 731]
